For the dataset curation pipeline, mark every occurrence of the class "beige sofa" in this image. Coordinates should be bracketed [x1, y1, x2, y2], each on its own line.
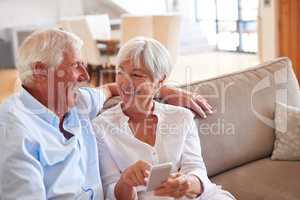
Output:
[104, 57, 300, 199]
[180, 57, 300, 200]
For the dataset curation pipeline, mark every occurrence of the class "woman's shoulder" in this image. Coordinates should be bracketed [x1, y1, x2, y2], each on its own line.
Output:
[155, 101, 195, 120]
[92, 103, 123, 126]
[92, 103, 129, 141]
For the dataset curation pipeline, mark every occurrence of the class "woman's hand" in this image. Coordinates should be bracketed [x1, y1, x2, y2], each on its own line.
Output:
[154, 173, 203, 199]
[115, 160, 151, 200]
[120, 160, 151, 188]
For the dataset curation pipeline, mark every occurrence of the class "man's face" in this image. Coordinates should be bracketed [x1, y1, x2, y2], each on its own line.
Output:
[50, 48, 90, 110]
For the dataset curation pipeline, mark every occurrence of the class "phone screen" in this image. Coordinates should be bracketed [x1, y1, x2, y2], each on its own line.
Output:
[146, 162, 172, 192]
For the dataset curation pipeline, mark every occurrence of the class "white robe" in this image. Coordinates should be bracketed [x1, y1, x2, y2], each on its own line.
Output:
[93, 101, 236, 200]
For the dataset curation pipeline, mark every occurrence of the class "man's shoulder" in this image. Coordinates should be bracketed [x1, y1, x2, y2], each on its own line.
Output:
[77, 87, 106, 103]
[76, 87, 107, 119]
[0, 94, 21, 120]
[0, 95, 34, 138]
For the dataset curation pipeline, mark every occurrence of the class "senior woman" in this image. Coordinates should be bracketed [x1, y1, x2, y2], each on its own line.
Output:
[93, 37, 236, 200]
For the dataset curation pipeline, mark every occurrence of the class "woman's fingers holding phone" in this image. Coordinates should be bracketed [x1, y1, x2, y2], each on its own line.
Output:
[154, 173, 190, 198]
[133, 166, 147, 185]
[121, 160, 151, 187]
[135, 160, 151, 183]
[122, 170, 139, 186]
[143, 169, 150, 177]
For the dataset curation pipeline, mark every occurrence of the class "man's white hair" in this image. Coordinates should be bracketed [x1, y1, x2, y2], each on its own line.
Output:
[17, 28, 83, 83]
[117, 37, 173, 81]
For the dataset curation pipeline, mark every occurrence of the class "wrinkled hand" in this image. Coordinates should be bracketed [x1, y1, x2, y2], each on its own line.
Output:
[160, 86, 213, 118]
[120, 160, 151, 188]
[154, 173, 191, 198]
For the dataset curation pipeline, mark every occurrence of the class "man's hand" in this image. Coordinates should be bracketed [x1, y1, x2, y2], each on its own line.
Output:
[159, 86, 213, 118]
[100, 83, 213, 118]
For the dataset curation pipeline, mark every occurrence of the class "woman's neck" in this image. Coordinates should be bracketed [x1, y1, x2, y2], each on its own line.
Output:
[121, 100, 154, 121]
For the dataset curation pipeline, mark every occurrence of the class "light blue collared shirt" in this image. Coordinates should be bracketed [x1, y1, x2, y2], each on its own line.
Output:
[0, 87, 106, 200]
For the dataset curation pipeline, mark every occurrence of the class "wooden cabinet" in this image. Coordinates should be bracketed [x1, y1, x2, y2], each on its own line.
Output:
[278, 0, 300, 84]
[0, 69, 19, 102]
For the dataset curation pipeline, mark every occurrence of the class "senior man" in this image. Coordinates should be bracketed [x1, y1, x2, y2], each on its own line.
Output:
[0, 29, 212, 199]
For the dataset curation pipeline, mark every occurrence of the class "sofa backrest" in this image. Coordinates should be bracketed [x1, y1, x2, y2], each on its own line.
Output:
[180, 57, 300, 177]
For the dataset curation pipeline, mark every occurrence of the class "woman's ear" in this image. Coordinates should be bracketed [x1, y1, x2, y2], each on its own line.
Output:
[154, 75, 166, 96]
[31, 62, 48, 80]
[158, 75, 166, 87]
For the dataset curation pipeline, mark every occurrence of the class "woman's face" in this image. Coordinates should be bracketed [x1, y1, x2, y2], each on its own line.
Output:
[116, 59, 160, 110]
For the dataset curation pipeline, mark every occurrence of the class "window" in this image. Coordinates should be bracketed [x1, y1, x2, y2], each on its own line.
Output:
[195, 0, 258, 53]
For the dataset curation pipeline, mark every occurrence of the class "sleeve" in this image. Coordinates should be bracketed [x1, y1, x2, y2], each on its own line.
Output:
[0, 121, 46, 200]
[76, 87, 107, 120]
[97, 136, 139, 200]
[97, 137, 135, 200]
[179, 118, 214, 199]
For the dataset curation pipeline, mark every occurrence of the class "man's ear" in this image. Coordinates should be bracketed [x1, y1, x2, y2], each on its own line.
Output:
[31, 62, 48, 80]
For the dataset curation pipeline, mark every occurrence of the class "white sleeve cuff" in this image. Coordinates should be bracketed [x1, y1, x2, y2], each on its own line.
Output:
[105, 183, 138, 200]
[187, 171, 214, 199]
[105, 183, 117, 200]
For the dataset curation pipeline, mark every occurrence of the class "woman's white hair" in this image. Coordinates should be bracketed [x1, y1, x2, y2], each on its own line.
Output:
[117, 37, 173, 81]
[17, 28, 83, 83]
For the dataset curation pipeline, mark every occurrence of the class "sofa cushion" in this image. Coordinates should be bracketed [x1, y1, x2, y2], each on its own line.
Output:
[102, 58, 300, 177]
[180, 57, 300, 176]
[271, 102, 300, 160]
[211, 158, 300, 200]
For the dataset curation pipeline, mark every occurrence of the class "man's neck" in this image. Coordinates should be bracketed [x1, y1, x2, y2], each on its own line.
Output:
[22, 85, 67, 120]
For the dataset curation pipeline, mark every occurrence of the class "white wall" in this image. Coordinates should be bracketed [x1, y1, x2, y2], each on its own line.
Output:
[0, 0, 83, 39]
[177, 0, 195, 20]
[58, 0, 83, 18]
[82, 0, 124, 19]
[110, 0, 167, 15]
[258, 0, 279, 62]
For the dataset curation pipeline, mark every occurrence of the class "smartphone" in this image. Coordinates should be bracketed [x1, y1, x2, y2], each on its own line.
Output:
[146, 162, 172, 192]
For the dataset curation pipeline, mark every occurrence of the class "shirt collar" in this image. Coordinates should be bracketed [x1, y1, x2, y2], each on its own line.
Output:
[18, 87, 60, 126]
[116, 101, 163, 123]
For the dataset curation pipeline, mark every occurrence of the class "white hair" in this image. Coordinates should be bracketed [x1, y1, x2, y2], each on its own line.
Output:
[17, 28, 83, 83]
[117, 37, 173, 81]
